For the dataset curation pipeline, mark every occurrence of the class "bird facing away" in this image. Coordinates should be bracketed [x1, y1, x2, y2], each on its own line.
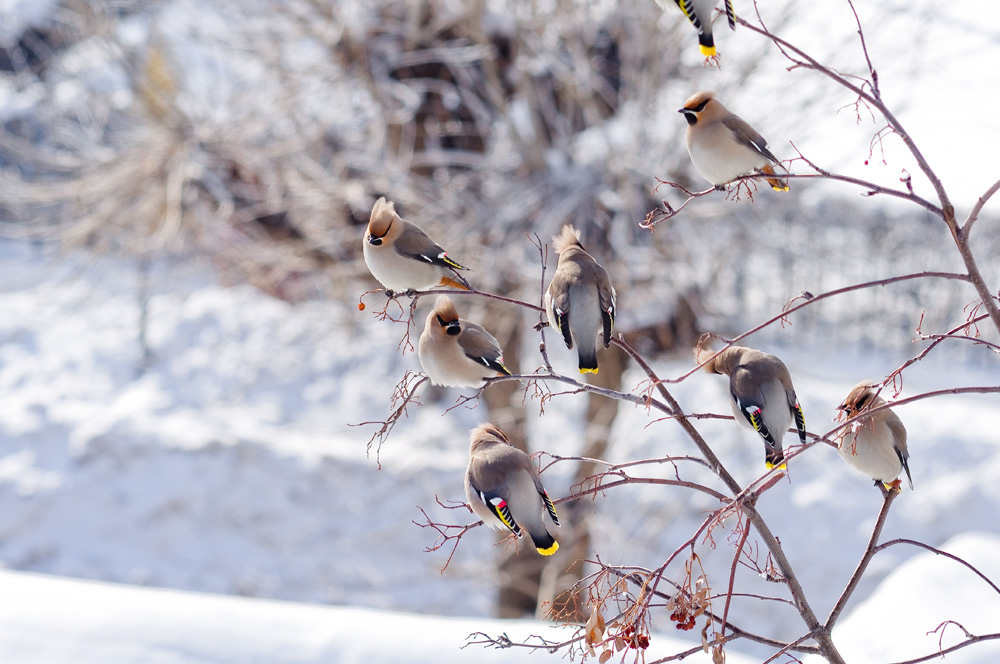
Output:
[417, 296, 513, 388]
[697, 344, 806, 469]
[544, 225, 617, 374]
[837, 381, 913, 491]
[679, 91, 789, 192]
[362, 197, 470, 294]
[464, 423, 561, 556]
[654, 0, 736, 58]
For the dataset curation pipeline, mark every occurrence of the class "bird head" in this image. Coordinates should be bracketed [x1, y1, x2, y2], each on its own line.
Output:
[838, 381, 880, 419]
[367, 197, 397, 245]
[431, 296, 462, 336]
[469, 422, 512, 453]
[679, 91, 718, 126]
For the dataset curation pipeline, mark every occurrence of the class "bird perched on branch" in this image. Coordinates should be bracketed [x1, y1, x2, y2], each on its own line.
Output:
[655, 0, 736, 58]
[362, 197, 470, 295]
[837, 381, 913, 491]
[697, 344, 806, 469]
[418, 296, 512, 388]
[679, 91, 789, 191]
[544, 225, 617, 375]
[465, 423, 561, 556]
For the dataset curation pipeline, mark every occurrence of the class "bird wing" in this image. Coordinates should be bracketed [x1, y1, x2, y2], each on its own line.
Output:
[540, 489, 560, 526]
[725, 0, 735, 29]
[732, 388, 777, 446]
[597, 272, 616, 349]
[527, 472, 560, 526]
[791, 399, 806, 445]
[473, 486, 521, 536]
[886, 413, 913, 488]
[721, 114, 782, 165]
[546, 275, 575, 350]
[394, 222, 468, 270]
[467, 458, 522, 536]
[458, 322, 512, 376]
[672, 0, 700, 26]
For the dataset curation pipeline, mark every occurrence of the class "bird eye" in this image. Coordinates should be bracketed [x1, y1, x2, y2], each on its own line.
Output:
[436, 315, 448, 327]
[368, 235, 382, 246]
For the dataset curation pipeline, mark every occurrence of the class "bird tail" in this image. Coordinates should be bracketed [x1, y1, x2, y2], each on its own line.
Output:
[578, 347, 599, 374]
[697, 37, 717, 58]
[760, 163, 789, 192]
[765, 448, 786, 471]
[529, 529, 559, 556]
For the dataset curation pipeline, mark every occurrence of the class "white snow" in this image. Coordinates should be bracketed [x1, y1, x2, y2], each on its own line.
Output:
[808, 532, 1000, 664]
[0, 568, 755, 664]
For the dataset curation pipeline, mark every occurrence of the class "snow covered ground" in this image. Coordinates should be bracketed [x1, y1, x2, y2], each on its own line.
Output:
[0, 568, 760, 664]
[1, 240, 999, 662]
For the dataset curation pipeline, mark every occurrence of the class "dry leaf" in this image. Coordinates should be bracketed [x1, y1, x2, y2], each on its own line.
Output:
[585, 607, 606, 646]
[712, 644, 726, 664]
[599, 648, 614, 664]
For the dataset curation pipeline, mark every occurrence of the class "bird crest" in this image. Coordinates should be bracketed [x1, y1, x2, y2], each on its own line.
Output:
[432, 295, 460, 324]
[552, 224, 584, 255]
[368, 197, 398, 237]
[478, 423, 510, 445]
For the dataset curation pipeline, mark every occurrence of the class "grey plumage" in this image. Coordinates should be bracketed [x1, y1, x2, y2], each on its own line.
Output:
[544, 225, 617, 374]
[838, 381, 913, 491]
[418, 296, 512, 388]
[698, 344, 806, 469]
[465, 423, 560, 556]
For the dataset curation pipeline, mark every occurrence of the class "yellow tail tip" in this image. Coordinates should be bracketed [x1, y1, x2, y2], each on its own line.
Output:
[579, 367, 599, 374]
[537, 541, 559, 556]
[769, 182, 790, 192]
[765, 461, 787, 471]
[699, 44, 717, 57]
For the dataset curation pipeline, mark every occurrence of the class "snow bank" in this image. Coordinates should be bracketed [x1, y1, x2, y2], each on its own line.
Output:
[0, 569, 751, 664]
[810, 532, 1000, 664]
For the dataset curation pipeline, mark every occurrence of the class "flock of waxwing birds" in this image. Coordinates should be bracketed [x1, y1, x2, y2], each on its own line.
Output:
[360, 3, 912, 557]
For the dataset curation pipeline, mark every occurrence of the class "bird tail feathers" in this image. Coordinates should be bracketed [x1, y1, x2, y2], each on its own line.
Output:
[530, 530, 559, 556]
[578, 348, 599, 374]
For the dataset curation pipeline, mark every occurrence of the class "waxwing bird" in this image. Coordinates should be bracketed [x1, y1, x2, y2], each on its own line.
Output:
[544, 225, 617, 374]
[362, 197, 470, 294]
[697, 344, 806, 469]
[654, 0, 736, 58]
[418, 296, 513, 388]
[837, 381, 913, 491]
[679, 91, 789, 191]
[465, 423, 560, 556]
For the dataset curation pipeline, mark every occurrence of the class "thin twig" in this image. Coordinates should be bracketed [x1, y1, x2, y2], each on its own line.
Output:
[825, 489, 898, 629]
